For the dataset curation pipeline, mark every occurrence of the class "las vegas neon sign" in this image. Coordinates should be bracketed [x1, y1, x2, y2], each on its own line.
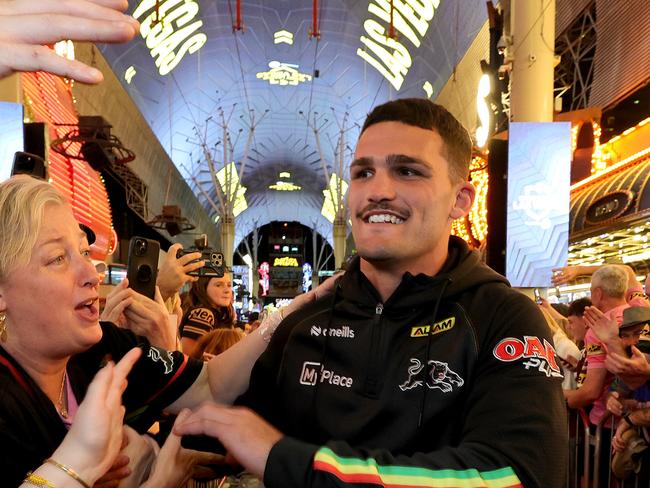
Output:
[357, 0, 440, 90]
[132, 0, 207, 76]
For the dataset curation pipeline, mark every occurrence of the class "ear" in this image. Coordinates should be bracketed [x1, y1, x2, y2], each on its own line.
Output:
[449, 182, 476, 220]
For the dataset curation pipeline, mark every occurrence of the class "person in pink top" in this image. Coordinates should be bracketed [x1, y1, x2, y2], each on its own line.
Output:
[564, 265, 629, 426]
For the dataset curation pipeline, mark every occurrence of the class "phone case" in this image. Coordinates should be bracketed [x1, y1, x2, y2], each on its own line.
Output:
[126, 237, 160, 300]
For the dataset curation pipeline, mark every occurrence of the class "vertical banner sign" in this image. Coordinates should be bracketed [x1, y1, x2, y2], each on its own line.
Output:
[506, 122, 571, 287]
[0, 102, 24, 182]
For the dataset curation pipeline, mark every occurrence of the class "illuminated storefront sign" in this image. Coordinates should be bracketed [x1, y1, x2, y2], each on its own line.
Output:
[274, 257, 300, 267]
[256, 61, 312, 86]
[357, 0, 440, 90]
[132, 0, 207, 76]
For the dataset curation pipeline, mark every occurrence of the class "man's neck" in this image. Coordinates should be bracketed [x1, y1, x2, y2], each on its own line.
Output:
[359, 252, 449, 302]
[599, 297, 627, 313]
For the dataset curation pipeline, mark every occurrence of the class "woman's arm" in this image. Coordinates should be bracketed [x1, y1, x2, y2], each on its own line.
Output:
[167, 275, 341, 411]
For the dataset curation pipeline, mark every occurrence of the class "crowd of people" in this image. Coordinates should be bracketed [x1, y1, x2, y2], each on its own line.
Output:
[0, 1, 648, 488]
[543, 264, 650, 483]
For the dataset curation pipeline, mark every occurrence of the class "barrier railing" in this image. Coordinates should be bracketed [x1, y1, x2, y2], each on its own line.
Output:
[568, 408, 649, 487]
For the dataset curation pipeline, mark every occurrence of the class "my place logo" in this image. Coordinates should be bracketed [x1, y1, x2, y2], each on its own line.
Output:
[299, 361, 353, 388]
[310, 325, 355, 339]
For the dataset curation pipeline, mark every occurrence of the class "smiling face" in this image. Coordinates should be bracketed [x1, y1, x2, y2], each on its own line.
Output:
[349, 121, 475, 276]
[0, 204, 101, 359]
[207, 273, 233, 308]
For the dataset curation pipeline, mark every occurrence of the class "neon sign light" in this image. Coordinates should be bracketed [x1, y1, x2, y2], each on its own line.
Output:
[269, 181, 302, 191]
[54, 41, 75, 61]
[357, 0, 440, 90]
[274, 30, 294, 45]
[274, 257, 300, 267]
[132, 0, 207, 76]
[422, 81, 434, 98]
[256, 61, 312, 86]
[124, 66, 137, 84]
[259, 262, 270, 296]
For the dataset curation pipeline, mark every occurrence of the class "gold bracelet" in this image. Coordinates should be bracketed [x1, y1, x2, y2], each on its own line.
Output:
[45, 459, 91, 488]
[24, 473, 55, 487]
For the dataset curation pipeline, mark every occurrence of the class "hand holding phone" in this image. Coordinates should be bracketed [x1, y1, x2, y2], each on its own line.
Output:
[126, 237, 160, 300]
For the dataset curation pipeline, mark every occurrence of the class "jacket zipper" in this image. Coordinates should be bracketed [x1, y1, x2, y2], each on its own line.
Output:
[363, 303, 384, 397]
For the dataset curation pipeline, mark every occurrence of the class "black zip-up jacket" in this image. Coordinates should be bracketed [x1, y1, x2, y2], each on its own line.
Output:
[240, 236, 567, 487]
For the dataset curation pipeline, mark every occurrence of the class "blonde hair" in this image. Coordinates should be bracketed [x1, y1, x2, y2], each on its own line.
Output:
[0, 175, 67, 281]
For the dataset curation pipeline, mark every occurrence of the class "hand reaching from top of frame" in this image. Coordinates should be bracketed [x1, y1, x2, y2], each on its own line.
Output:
[0, 0, 139, 83]
[551, 266, 583, 286]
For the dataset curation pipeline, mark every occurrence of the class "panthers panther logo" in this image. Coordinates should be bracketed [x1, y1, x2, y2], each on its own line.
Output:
[398, 358, 464, 393]
[148, 346, 174, 374]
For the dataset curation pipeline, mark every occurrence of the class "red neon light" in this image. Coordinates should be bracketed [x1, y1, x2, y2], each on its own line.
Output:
[21, 69, 114, 261]
[388, 0, 396, 39]
[234, 0, 243, 31]
[310, 0, 321, 39]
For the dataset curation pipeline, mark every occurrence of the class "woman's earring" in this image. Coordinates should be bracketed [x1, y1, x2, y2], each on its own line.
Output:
[0, 312, 6, 342]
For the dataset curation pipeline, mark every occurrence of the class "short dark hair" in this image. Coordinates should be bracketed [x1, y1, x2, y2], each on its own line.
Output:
[568, 297, 592, 317]
[360, 98, 472, 182]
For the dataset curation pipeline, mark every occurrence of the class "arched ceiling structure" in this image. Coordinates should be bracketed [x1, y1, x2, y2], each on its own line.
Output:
[100, 0, 487, 247]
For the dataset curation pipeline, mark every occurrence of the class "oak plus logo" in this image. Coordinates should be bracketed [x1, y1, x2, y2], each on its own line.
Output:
[493, 336, 562, 378]
[310, 325, 355, 339]
[299, 361, 353, 388]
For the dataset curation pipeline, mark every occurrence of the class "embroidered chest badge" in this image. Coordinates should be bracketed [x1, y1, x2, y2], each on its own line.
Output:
[398, 358, 464, 393]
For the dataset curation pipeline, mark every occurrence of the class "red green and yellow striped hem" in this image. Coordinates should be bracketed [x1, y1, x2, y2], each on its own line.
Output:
[313, 447, 523, 488]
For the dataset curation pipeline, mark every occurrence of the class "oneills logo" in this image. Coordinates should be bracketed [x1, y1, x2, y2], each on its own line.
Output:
[411, 317, 455, 337]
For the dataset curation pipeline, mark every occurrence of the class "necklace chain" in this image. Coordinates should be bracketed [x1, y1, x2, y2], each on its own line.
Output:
[57, 370, 68, 419]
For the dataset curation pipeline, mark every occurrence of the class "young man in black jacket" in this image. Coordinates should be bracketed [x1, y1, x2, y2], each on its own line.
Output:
[176, 99, 568, 487]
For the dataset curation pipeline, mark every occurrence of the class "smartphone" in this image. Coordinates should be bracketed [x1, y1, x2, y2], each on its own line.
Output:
[126, 237, 160, 300]
[533, 288, 542, 305]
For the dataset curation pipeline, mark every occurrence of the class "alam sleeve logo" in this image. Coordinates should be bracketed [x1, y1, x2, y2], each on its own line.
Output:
[493, 336, 562, 378]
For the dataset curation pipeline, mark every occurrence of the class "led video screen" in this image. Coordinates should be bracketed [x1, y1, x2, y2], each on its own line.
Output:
[506, 122, 571, 287]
